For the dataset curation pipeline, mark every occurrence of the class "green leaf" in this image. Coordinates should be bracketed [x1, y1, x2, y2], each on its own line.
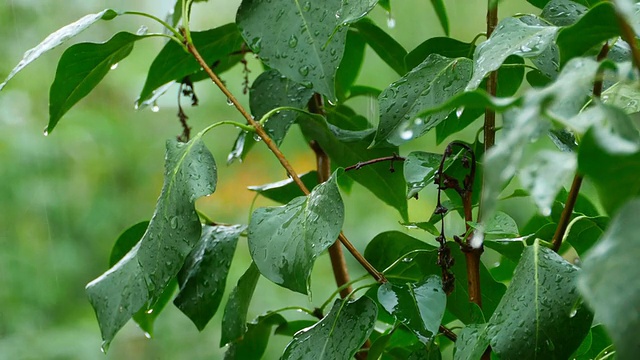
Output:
[220, 262, 261, 347]
[578, 126, 640, 215]
[336, 30, 367, 101]
[225, 312, 287, 360]
[573, 325, 613, 360]
[579, 199, 640, 360]
[466, 17, 558, 91]
[564, 216, 609, 256]
[352, 18, 408, 76]
[601, 81, 640, 114]
[541, 0, 588, 26]
[374, 54, 473, 146]
[454, 323, 490, 360]
[173, 224, 245, 331]
[109, 221, 149, 267]
[248, 170, 344, 294]
[137, 24, 244, 106]
[377, 276, 446, 343]
[248, 171, 320, 204]
[335, 0, 378, 26]
[86, 135, 217, 349]
[236, 0, 346, 100]
[403, 151, 442, 199]
[274, 320, 318, 336]
[0, 9, 118, 91]
[299, 113, 409, 221]
[556, 2, 619, 65]
[48, 32, 144, 133]
[487, 241, 593, 360]
[430, 0, 449, 35]
[519, 150, 577, 216]
[405, 38, 474, 71]
[228, 69, 315, 163]
[482, 211, 520, 237]
[281, 297, 377, 359]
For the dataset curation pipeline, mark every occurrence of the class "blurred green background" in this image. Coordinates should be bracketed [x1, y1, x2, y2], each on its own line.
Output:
[0, 1, 536, 359]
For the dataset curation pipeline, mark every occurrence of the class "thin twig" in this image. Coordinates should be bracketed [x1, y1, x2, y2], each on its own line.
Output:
[344, 154, 405, 172]
[484, 2, 499, 152]
[439, 325, 458, 342]
[616, 11, 640, 72]
[552, 43, 610, 253]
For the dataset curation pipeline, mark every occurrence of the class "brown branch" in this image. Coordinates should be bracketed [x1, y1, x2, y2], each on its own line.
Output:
[309, 95, 353, 299]
[552, 43, 609, 253]
[344, 153, 405, 172]
[616, 11, 640, 72]
[484, 1, 499, 152]
[439, 325, 458, 342]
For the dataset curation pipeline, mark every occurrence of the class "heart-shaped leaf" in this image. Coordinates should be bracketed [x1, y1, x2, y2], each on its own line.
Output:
[248, 169, 344, 294]
[281, 296, 377, 359]
[236, 0, 346, 100]
[0, 9, 118, 91]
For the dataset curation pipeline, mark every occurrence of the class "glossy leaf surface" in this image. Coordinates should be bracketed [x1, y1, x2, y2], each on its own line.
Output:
[174, 224, 245, 331]
[487, 241, 593, 359]
[237, 0, 346, 100]
[248, 171, 319, 205]
[378, 276, 446, 344]
[520, 150, 577, 216]
[375, 54, 473, 146]
[220, 262, 261, 347]
[336, 0, 378, 26]
[0, 9, 118, 91]
[49, 32, 142, 133]
[281, 297, 377, 360]
[248, 170, 344, 294]
[403, 151, 442, 199]
[454, 324, 490, 360]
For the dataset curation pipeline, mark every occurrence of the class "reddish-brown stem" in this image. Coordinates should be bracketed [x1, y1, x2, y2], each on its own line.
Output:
[309, 95, 353, 299]
[616, 11, 640, 72]
[484, 2, 499, 151]
[183, 34, 386, 283]
[344, 154, 405, 172]
[439, 325, 458, 342]
[552, 43, 609, 253]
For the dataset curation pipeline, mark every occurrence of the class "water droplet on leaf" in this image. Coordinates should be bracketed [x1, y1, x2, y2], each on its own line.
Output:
[110, 63, 119, 70]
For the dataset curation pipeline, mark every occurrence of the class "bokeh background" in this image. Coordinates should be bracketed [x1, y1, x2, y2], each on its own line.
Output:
[0, 1, 537, 359]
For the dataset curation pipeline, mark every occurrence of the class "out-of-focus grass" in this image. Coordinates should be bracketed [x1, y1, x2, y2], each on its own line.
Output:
[0, 1, 537, 359]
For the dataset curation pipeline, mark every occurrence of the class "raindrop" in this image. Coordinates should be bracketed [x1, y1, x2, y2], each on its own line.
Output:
[100, 341, 109, 354]
[151, 104, 160, 112]
[250, 37, 262, 53]
[110, 63, 119, 70]
[143, 332, 151, 339]
[520, 44, 532, 53]
[288, 35, 298, 48]
[136, 25, 148, 36]
[146, 309, 154, 314]
[170, 217, 179, 229]
[456, 106, 465, 118]
[387, 13, 396, 28]
[413, 118, 423, 126]
[400, 129, 413, 140]
[253, 134, 262, 142]
[298, 65, 310, 76]
[43, 128, 49, 137]
[327, 98, 336, 106]
[226, 98, 234, 106]
[302, 1, 311, 12]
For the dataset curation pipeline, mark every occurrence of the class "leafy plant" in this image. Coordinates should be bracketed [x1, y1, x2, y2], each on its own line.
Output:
[3, 0, 640, 358]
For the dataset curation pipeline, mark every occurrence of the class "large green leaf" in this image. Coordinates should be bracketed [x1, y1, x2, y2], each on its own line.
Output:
[541, 0, 588, 26]
[0, 9, 118, 91]
[374, 54, 473, 146]
[335, 0, 378, 26]
[466, 17, 558, 91]
[430, 0, 449, 35]
[352, 18, 408, 76]
[225, 313, 287, 360]
[556, 2, 619, 65]
[248, 171, 320, 205]
[564, 216, 609, 256]
[248, 170, 344, 294]
[454, 323, 490, 360]
[48, 32, 143, 133]
[281, 297, 377, 360]
[220, 262, 261, 347]
[487, 241, 593, 359]
[137, 24, 245, 106]
[236, 0, 346, 100]
[377, 276, 446, 344]
[519, 150, 577, 216]
[299, 113, 408, 221]
[579, 199, 640, 360]
[405, 38, 474, 70]
[109, 221, 150, 267]
[86, 135, 217, 349]
[229, 69, 315, 162]
[403, 151, 442, 199]
[336, 30, 367, 101]
[173, 224, 245, 331]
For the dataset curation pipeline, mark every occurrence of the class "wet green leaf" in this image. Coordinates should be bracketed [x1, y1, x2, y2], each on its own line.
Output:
[48, 32, 144, 133]
[335, 0, 378, 26]
[299, 113, 408, 221]
[405, 37, 474, 70]
[0, 9, 118, 91]
[601, 81, 640, 114]
[579, 199, 640, 360]
[137, 24, 244, 106]
[374, 54, 473, 146]
[430, 0, 449, 35]
[220, 262, 261, 347]
[454, 323, 490, 360]
[225, 312, 287, 360]
[228, 69, 315, 162]
[487, 241, 593, 359]
[109, 221, 149, 267]
[248, 170, 344, 294]
[466, 17, 558, 91]
[403, 151, 442, 199]
[541, 0, 588, 26]
[520, 150, 577, 216]
[248, 171, 320, 204]
[174, 224, 245, 331]
[275, 320, 318, 337]
[378, 276, 446, 344]
[237, 0, 346, 100]
[281, 296, 377, 360]
[556, 2, 619, 65]
[352, 18, 407, 76]
[564, 216, 608, 256]
[86, 135, 217, 348]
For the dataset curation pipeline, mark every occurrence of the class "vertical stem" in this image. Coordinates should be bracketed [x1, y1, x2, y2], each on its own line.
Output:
[308, 94, 353, 299]
[616, 12, 640, 72]
[484, 1, 498, 151]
